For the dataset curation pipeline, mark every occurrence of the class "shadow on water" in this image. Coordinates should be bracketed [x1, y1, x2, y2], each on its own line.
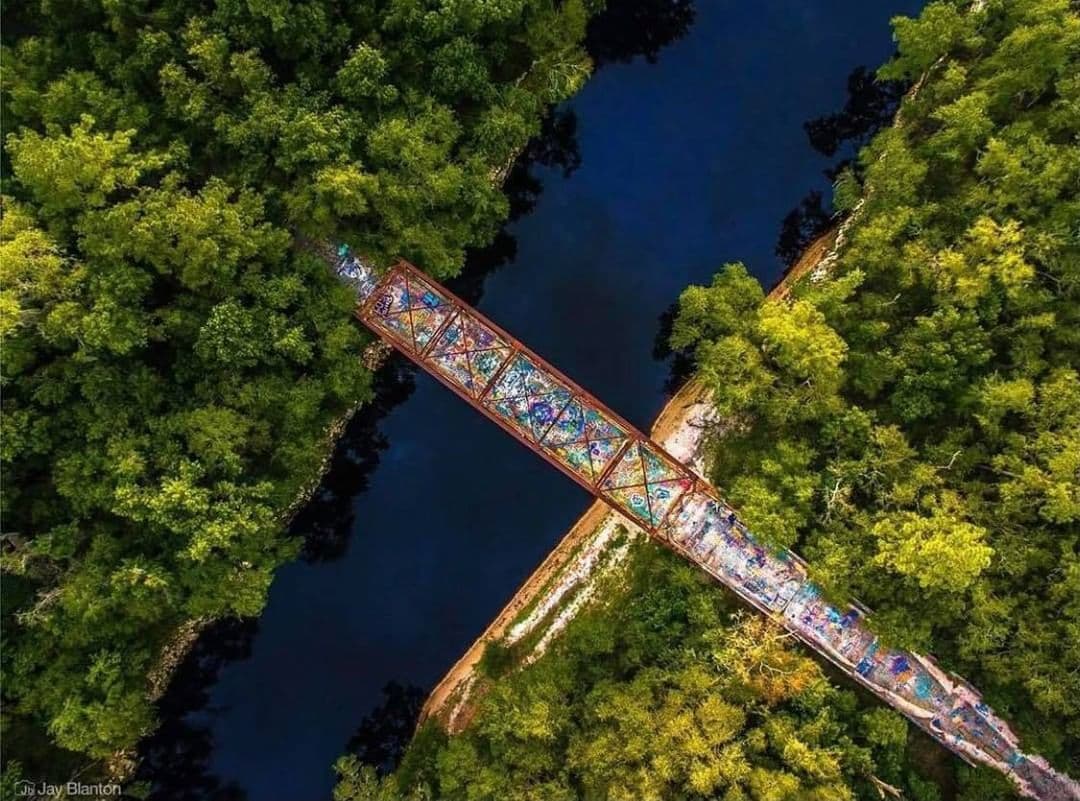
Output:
[296, 362, 418, 564]
[651, 302, 697, 396]
[444, 107, 584, 307]
[651, 69, 909, 397]
[343, 683, 427, 777]
[586, 0, 695, 66]
[774, 189, 834, 268]
[803, 66, 907, 161]
[774, 66, 907, 266]
[134, 619, 258, 801]
[134, 1, 699, 796]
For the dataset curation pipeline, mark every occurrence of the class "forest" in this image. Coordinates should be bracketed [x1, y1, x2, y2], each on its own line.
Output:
[666, 0, 1078, 774]
[1, 0, 597, 775]
[331, 1, 1079, 799]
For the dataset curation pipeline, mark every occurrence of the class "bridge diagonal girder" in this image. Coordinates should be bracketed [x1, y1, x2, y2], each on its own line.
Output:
[336, 252, 1080, 801]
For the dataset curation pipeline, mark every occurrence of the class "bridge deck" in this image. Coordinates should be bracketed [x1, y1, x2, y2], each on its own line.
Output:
[336, 251, 1079, 801]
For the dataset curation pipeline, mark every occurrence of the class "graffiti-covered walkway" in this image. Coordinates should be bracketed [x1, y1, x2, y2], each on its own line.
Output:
[336, 251, 1080, 801]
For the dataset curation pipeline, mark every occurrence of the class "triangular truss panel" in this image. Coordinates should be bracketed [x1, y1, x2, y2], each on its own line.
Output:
[365, 268, 455, 354]
[540, 400, 629, 483]
[428, 313, 513, 397]
[483, 353, 575, 443]
[598, 441, 693, 527]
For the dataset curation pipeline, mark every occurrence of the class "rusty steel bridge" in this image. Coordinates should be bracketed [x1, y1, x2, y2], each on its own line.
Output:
[335, 249, 1079, 801]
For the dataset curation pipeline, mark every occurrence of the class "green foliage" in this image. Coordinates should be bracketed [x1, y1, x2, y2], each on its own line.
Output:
[477, 640, 522, 679]
[333, 755, 428, 801]
[870, 505, 993, 593]
[668, 263, 764, 349]
[671, 0, 1080, 768]
[832, 167, 863, 215]
[878, 2, 980, 81]
[337, 545, 938, 801]
[1, 0, 597, 763]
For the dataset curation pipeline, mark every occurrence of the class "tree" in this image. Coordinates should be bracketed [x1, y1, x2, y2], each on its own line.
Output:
[878, 2, 978, 81]
[669, 263, 764, 349]
[871, 506, 993, 593]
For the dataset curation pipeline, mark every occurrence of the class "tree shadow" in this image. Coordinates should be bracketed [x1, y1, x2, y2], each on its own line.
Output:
[133, 619, 258, 801]
[295, 359, 417, 563]
[774, 67, 908, 266]
[453, 0, 699, 308]
[803, 66, 906, 159]
[652, 302, 697, 396]
[587, 0, 696, 66]
[775, 190, 832, 267]
[446, 106, 584, 306]
[341, 682, 427, 777]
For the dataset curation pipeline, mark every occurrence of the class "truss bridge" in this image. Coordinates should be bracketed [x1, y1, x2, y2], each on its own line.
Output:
[335, 250, 1080, 801]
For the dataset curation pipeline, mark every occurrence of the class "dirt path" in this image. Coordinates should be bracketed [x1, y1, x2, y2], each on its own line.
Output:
[768, 225, 840, 302]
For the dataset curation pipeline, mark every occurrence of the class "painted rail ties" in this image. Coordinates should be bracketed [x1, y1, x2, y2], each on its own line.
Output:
[335, 250, 1080, 801]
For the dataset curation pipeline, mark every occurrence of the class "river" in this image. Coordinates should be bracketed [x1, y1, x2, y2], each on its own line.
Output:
[138, 1, 923, 798]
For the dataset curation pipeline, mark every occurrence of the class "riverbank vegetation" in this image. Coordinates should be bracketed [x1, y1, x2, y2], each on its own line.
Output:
[669, 0, 1079, 777]
[1, 0, 597, 770]
[335, 544, 950, 801]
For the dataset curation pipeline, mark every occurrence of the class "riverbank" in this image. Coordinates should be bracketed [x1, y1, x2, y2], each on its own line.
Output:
[420, 224, 842, 730]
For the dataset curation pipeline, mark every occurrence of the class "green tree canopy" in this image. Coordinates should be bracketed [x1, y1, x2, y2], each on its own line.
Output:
[669, 0, 1080, 778]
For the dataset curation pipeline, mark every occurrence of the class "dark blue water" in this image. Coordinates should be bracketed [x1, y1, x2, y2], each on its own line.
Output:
[143, 2, 922, 799]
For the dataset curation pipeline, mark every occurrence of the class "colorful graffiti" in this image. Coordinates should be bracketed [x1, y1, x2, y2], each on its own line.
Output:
[664, 492, 803, 613]
[598, 441, 694, 527]
[662, 484, 1076, 799]
[541, 400, 629, 483]
[337, 252, 1080, 801]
